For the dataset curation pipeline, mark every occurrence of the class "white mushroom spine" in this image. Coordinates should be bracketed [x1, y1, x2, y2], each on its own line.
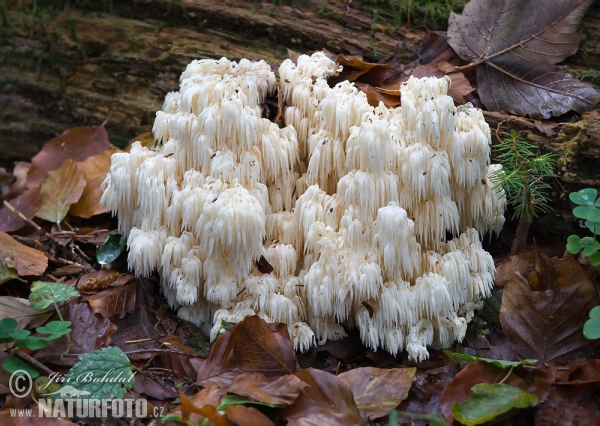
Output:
[102, 52, 505, 361]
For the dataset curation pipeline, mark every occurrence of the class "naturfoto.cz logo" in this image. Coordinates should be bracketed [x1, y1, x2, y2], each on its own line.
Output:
[8, 370, 165, 419]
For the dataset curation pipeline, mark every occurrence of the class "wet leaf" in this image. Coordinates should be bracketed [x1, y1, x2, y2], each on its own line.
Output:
[0, 232, 48, 276]
[281, 368, 363, 425]
[96, 233, 126, 265]
[448, 0, 600, 118]
[36, 159, 87, 224]
[196, 316, 297, 382]
[569, 188, 598, 206]
[451, 383, 538, 426]
[66, 346, 135, 399]
[500, 255, 600, 364]
[29, 281, 80, 311]
[83, 281, 137, 318]
[444, 351, 537, 368]
[35, 301, 116, 365]
[158, 335, 199, 380]
[27, 124, 111, 189]
[337, 366, 416, 419]
[69, 148, 118, 218]
[227, 372, 307, 406]
[132, 374, 179, 400]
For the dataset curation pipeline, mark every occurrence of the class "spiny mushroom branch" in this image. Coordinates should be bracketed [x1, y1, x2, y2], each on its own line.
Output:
[101, 53, 506, 362]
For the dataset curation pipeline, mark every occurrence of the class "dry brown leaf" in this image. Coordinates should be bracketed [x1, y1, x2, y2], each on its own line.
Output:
[338, 366, 416, 420]
[36, 159, 87, 224]
[0, 186, 42, 232]
[448, 0, 599, 118]
[69, 148, 118, 218]
[35, 301, 117, 365]
[224, 405, 275, 426]
[196, 316, 297, 382]
[83, 281, 137, 318]
[132, 374, 179, 400]
[158, 335, 199, 380]
[281, 368, 363, 425]
[0, 232, 47, 276]
[0, 296, 53, 330]
[178, 390, 232, 426]
[228, 372, 307, 406]
[500, 255, 600, 364]
[27, 124, 111, 188]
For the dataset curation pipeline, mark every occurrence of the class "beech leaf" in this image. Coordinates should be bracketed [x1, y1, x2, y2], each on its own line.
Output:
[448, 0, 600, 118]
[36, 159, 87, 224]
[337, 366, 416, 420]
[0, 232, 48, 276]
[500, 255, 600, 364]
[196, 316, 297, 382]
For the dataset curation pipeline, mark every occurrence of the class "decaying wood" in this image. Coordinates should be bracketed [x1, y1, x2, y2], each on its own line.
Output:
[0, 0, 423, 161]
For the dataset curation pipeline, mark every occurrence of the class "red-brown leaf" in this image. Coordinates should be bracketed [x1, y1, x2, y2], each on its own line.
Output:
[281, 368, 363, 425]
[500, 255, 600, 364]
[228, 372, 307, 406]
[196, 316, 297, 382]
[338, 366, 416, 420]
[27, 124, 111, 188]
[0, 232, 47, 276]
[69, 148, 118, 218]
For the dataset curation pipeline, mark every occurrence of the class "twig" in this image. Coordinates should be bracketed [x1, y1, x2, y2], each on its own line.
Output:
[10, 347, 56, 377]
[3, 200, 49, 237]
[498, 366, 514, 384]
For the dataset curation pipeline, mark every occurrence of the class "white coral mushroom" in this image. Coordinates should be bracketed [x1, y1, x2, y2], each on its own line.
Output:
[102, 53, 505, 358]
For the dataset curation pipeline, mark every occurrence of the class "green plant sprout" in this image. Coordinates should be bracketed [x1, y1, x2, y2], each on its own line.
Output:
[566, 188, 600, 266]
[489, 130, 556, 255]
[1, 281, 79, 378]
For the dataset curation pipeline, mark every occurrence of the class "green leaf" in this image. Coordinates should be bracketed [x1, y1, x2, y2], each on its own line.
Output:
[97, 233, 126, 265]
[65, 346, 135, 399]
[2, 355, 40, 378]
[35, 376, 62, 394]
[8, 329, 31, 340]
[0, 318, 19, 344]
[218, 394, 283, 410]
[451, 383, 538, 426]
[570, 188, 598, 206]
[582, 242, 600, 257]
[588, 251, 600, 267]
[15, 336, 48, 350]
[36, 321, 71, 340]
[585, 220, 597, 234]
[443, 351, 537, 368]
[573, 205, 600, 222]
[395, 411, 451, 426]
[29, 281, 80, 311]
[584, 306, 600, 340]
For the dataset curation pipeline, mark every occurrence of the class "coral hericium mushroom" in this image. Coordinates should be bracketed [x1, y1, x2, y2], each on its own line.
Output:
[102, 53, 506, 362]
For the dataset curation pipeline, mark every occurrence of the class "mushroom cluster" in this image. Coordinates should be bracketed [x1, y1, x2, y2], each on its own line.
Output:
[102, 53, 505, 361]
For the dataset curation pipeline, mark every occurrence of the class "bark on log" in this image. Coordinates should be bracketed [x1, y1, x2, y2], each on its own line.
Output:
[0, 0, 424, 161]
